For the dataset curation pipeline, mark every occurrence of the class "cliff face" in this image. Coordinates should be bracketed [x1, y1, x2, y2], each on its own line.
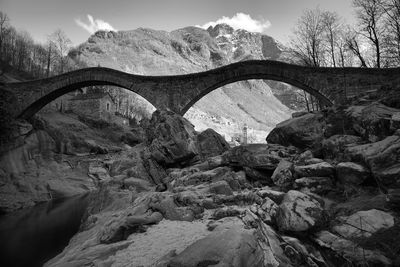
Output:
[70, 24, 294, 142]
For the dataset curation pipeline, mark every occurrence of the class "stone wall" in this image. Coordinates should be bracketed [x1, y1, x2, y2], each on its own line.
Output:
[69, 98, 101, 120]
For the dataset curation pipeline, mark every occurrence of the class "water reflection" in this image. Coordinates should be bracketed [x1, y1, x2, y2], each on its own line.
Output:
[0, 194, 89, 267]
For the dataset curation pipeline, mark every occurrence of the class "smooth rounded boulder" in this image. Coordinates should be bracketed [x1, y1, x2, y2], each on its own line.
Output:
[266, 113, 326, 149]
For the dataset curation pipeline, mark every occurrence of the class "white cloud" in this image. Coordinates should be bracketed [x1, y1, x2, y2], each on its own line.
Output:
[197, 13, 271, 33]
[75, 14, 116, 34]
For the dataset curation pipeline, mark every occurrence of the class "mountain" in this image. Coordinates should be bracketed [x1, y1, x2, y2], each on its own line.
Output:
[69, 24, 295, 142]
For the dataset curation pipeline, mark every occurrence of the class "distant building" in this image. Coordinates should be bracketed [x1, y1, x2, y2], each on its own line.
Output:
[241, 124, 248, 145]
[68, 90, 116, 122]
[43, 86, 145, 126]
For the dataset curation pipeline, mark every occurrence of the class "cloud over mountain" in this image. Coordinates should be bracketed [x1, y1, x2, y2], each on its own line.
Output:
[198, 13, 271, 33]
[75, 15, 116, 34]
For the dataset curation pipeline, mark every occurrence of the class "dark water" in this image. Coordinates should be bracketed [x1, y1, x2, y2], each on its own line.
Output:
[0, 194, 90, 267]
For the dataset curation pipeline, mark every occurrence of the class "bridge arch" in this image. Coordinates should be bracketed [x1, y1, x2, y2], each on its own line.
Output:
[13, 67, 164, 119]
[179, 73, 333, 115]
[17, 80, 158, 120]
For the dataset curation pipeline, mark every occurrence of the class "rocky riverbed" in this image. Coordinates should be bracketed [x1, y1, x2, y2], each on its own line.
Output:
[36, 103, 400, 267]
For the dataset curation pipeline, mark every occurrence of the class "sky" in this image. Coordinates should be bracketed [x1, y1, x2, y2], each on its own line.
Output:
[0, 0, 356, 46]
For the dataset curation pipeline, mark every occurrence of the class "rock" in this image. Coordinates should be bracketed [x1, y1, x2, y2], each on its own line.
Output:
[294, 162, 334, 178]
[208, 180, 233, 196]
[88, 163, 110, 181]
[291, 111, 309, 118]
[223, 144, 297, 171]
[303, 158, 325, 165]
[243, 167, 272, 184]
[120, 128, 145, 146]
[296, 150, 314, 163]
[212, 206, 244, 220]
[276, 190, 326, 232]
[45, 240, 135, 267]
[257, 187, 285, 204]
[99, 211, 163, 244]
[314, 230, 392, 266]
[149, 193, 197, 222]
[123, 177, 153, 192]
[90, 145, 108, 154]
[259, 197, 278, 224]
[197, 128, 230, 160]
[142, 156, 168, 185]
[294, 177, 333, 194]
[46, 179, 90, 199]
[387, 189, 400, 209]
[346, 135, 400, 188]
[391, 112, 400, 130]
[345, 103, 400, 142]
[266, 113, 326, 149]
[336, 162, 370, 185]
[109, 144, 164, 185]
[166, 225, 264, 267]
[281, 236, 327, 266]
[172, 166, 231, 187]
[15, 120, 33, 136]
[206, 155, 227, 169]
[321, 134, 362, 160]
[213, 191, 263, 206]
[146, 110, 199, 166]
[332, 209, 394, 239]
[271, 160, 294, 188]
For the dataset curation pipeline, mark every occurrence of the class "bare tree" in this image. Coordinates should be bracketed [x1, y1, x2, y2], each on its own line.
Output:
[49, 29, 71, 74]
[345, 28, 370, 67]
[321, 11, 342, 67]
[353, 0, 386, 68]
[289, 8, 326, 66]
[0, 11, 10, 56]
[381, 0, 400, 66]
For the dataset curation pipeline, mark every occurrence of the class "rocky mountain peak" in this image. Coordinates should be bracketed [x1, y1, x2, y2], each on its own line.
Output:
[207, 23, 235, 37]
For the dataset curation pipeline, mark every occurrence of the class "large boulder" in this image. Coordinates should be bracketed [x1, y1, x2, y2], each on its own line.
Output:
[146, 110, 199, 166]
[223, 144, 297, 170]
[109, 144, 167, 185]
[336, 162, 370, 185]
[271, 160, 294, 188]
[332, 209, 394, 239]
[345, 103, 400, 142]
[166, 225, 264, 267]
[266, 113, 326, 149]
[294, 177, 333, 194]
[321, 134, 363, 160]
[346, 135, 400, 188]
[276, 190, 326, 232]
[197, 128, 230, 160]
[314, 231, 392, 266]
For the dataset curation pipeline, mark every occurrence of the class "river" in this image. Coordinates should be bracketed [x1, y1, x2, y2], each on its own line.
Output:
[0, 194, 90, 267]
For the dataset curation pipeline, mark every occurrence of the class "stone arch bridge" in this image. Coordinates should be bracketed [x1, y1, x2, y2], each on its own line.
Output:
[4, 60, 400, 119]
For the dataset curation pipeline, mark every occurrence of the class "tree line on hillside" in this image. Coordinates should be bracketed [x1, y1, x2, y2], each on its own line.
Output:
[0, 10, 152, 120]
[0, 11, 87, 78]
